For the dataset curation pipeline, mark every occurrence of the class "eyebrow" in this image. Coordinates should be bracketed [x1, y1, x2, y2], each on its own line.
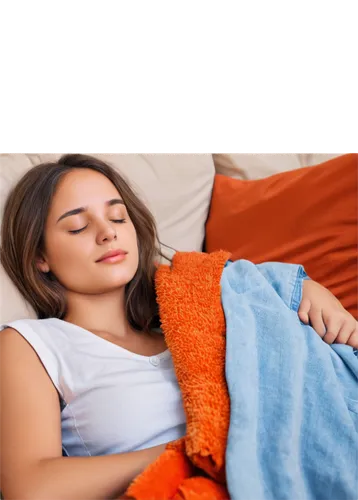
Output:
[56, 198, 125, 223]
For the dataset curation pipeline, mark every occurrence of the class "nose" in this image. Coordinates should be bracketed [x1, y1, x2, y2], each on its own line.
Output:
[96, 223, 117, 245]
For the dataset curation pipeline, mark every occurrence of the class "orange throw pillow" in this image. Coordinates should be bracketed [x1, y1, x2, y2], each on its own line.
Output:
[205, 154, 358, 319]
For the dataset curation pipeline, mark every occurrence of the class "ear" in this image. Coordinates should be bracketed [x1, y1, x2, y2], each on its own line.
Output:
[36, 255, 50, 273]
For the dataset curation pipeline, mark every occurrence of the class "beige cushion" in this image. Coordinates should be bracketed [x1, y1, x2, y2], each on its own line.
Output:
[213, 154, 342, 180]
[0, 154, 215, 323]
[299, 154, 343, 168]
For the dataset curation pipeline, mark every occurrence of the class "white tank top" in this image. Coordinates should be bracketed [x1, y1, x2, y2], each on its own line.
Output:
[0, 318, 186, 456]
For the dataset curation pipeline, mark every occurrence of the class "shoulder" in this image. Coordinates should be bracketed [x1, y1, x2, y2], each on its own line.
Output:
[0, 325, 60, 396]
[0, 326, 39, 361]
[1, 325, 26, 341]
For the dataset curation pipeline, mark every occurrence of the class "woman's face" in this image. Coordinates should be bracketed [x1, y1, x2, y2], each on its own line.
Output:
[37, 168, 139, 294]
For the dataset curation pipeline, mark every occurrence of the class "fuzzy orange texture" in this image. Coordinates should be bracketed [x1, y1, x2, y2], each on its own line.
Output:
[123, 251, 231, 500]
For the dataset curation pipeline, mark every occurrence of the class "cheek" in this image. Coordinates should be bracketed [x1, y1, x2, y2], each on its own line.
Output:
[132, 229, 139, 250]
[46, 235, 91, 281]
[126, 223, 139, 254]
[127, 233, 139, 274]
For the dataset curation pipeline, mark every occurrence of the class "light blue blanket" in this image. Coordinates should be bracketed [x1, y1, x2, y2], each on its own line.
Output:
[222, 260, 358, 500]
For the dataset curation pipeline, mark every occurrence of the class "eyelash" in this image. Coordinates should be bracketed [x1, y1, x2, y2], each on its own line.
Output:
[69, 219, 126, 235]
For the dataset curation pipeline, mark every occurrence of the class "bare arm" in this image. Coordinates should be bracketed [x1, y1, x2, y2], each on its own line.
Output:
[20, 446, 165, 500]
[0, 328, 165, 500]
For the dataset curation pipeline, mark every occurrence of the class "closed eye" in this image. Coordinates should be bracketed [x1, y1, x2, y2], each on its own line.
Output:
[69, 219, 126, 235]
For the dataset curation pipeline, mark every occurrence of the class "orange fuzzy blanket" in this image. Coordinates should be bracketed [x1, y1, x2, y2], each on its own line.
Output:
[122, 250, 231, 500]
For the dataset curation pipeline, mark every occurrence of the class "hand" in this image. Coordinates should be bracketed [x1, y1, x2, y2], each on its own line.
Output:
[298, 280, 358, 348]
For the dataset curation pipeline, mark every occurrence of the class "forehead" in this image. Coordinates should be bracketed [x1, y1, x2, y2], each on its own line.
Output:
[50, 169, 121, 214]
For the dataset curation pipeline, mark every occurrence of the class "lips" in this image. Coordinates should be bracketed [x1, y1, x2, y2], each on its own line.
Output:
[96, 249, 127, 262]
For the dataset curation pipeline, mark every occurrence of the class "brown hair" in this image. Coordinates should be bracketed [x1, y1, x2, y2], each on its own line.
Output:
[0, 154, 167, 332]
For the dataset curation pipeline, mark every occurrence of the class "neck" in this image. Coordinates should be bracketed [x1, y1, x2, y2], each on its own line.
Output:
[63, 286, 131, 339]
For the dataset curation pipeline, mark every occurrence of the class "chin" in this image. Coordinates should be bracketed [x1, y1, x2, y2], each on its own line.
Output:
[105, 267, 137, 286]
